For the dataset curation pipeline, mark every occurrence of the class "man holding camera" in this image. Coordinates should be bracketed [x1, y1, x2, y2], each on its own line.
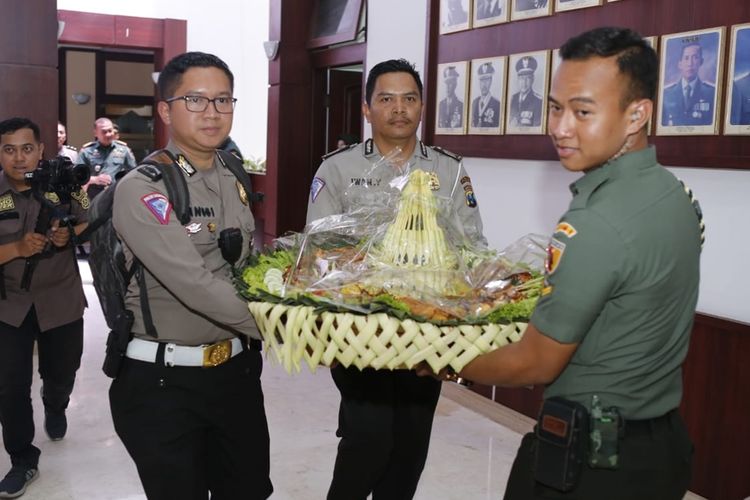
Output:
[0, 117, 89, 498]
[109, 52, 271, 500]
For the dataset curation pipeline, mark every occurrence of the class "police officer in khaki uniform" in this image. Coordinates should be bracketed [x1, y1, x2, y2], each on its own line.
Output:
[0, 118, 88, 498]
[76, 117, 137, 199]
[307, 59, 486, 500]
[459, 28, 701, 500]
[109, 52, 272, 500]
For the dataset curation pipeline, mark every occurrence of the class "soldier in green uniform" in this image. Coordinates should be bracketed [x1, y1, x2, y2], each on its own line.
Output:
[109, 52, 271, 500]
[458, 28, 702, 499]
[76, 117, 137, 199]
[0, 118, 89, 499]
[307, 58, 486, 500]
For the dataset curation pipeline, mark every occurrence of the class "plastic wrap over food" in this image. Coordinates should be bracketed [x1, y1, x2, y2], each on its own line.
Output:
[239, 166, 547, 325]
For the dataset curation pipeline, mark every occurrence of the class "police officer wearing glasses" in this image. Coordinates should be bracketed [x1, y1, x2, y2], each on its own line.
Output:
[109, 52, 271, 500]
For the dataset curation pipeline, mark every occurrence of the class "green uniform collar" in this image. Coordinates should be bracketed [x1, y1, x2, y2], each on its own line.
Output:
[569, 146, 658, 209]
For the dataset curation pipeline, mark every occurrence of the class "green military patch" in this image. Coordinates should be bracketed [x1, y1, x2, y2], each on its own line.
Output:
[44, 192, 61, 204]
[0, 194, 14, 211]
[71, 188, 90, 210]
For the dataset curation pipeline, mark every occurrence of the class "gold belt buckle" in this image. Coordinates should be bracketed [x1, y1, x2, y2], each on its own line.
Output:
[202, 339, 233, 367]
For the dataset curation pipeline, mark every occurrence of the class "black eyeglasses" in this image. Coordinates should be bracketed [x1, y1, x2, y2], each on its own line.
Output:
[165, 95, 237, 113]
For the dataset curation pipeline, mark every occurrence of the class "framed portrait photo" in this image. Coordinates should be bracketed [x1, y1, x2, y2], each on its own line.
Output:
[505, 50, 550, 135]
[468, 56, 507, 135]
[510, 0, 551, 21]
[440, 0, 472, 34]
[435, 61, 470, 135]
[554, 0, 602, 13]
[724, 23, 750, 135]
[656, 27, 725, 136]
[473, 0, 508, 27]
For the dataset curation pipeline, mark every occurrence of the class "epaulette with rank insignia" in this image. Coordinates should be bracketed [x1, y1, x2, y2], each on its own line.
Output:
[321, 142, 358, 161]
[81, 141, 95, 148]
[137, 164, 162, 181]
[65, 145, 78, 151]
[114, 139, 129, 146]
[431, 146, 462, 162]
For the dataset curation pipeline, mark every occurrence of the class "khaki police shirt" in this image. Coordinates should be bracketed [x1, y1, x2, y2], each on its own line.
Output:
[0, 173, 88, 331]
[112, 142, 259, 345]
[531, 147, 702, 419]
[306, 139, 487, 246]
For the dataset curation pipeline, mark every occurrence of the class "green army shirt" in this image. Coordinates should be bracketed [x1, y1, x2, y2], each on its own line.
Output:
[306, 139, 487, 247]
[531, 147, 701, 419]
[77, 140, 137, 198]
[112, 142, 258, 345]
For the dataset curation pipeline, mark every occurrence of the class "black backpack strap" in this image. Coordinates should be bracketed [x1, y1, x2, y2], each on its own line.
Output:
[216, 150, 262, 203]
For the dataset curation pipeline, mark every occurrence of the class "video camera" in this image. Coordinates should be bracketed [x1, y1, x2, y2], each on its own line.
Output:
[24, 155, 90, 195]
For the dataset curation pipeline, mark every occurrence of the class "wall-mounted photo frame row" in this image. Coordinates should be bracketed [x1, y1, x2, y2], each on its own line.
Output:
[435, 23, 750, 136]
[440, 0, 623, 35]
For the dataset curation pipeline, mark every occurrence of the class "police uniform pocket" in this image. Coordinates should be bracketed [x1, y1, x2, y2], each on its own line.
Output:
[0, 214, 23, 244]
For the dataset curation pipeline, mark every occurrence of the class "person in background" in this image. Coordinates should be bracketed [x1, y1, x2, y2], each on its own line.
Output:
[335, 133, 359, 150]
[307, 58, 486, 500]
[76, 117, 136, 199]
[56, 122, 78, 164]
[0, 117, 89, 499]
[457, 27, 702, 499]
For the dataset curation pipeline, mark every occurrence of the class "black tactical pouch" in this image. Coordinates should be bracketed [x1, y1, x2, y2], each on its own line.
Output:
[534, 396, 589, 492]
[102, 309, 135, 378]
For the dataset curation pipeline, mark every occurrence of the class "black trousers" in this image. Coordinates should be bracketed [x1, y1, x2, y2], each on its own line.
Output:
[504, 410, 693, 500]
[0, 308, 83, 469]
[109, 348, 272, 500]
[327, 366, 442, 500]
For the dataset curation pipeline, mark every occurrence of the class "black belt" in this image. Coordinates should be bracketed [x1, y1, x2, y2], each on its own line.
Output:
[623, 409, 679, 436]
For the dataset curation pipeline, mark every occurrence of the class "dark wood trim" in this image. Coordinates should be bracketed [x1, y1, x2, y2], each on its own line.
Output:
[311, 43, 366, 68]
[427, 0, 750, 169]
[422, 0, 440, 144]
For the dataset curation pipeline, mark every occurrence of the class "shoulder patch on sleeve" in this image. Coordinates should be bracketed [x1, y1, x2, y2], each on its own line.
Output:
[70, 189, 90, 210]
[545, 238, 566, 275]
[554, 222, 577, 238]
[310, 177, 326, 202]
[321, 143, 358, 161]
[141, 192, 172, 225]
[431, 145, 462, 162]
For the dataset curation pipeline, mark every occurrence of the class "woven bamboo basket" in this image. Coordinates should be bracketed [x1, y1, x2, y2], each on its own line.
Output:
[249, 301, 527, 374]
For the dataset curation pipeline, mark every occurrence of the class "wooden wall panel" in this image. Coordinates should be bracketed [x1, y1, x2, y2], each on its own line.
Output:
[1, 0, 58, 157]
[426, 0, 750, 169]
[680, 314, 750, 500]
[58, 10, 116, 46]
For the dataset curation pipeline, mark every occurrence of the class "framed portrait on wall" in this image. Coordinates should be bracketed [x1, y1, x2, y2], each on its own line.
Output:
[505, 50, 550, 135]
[510, 0, 551, 21]
[555, 0, 602, 13]
[551, 48, 562, 79]
[656, 27, 725, 136]
[724, 23, 750, 135]
[473, 0, 508, 27]
[435, 61, 469, 135]
[468, 56, 507, 134]
[440, 0, 472, 34]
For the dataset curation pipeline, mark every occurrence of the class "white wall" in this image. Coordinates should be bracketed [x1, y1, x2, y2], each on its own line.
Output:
[365, 0, 428, 140]
[366, 0, 750, 323]
[57, 0, 269, 161]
